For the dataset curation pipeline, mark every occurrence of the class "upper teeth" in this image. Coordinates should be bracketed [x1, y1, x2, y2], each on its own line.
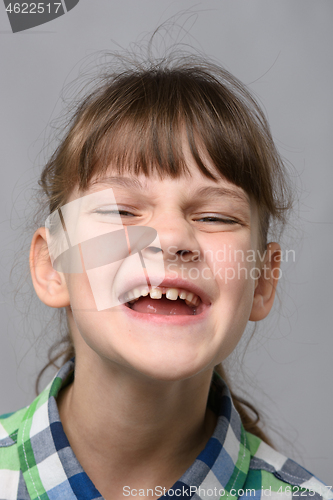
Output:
[123, 287, 200, 308]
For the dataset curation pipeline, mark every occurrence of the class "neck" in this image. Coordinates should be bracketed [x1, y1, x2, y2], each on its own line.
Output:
[57, 348, 217, 498]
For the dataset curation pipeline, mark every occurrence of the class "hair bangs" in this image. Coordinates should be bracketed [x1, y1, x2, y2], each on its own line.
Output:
[76, 79, 224, 189]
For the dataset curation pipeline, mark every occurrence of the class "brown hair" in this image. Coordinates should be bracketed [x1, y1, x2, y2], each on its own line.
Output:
[36, 52, 292, 447]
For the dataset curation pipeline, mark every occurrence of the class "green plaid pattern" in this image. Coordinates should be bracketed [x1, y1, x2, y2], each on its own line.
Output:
[0, 358, 331, 499]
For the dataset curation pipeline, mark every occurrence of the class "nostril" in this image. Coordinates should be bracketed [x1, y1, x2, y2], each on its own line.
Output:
[178, 250, 190, 256]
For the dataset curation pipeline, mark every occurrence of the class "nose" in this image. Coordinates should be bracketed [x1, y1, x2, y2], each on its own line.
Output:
[143, 210, 201, 264]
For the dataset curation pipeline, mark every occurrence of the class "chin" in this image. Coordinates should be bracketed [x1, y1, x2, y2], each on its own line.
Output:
[120, 348, 214, 382]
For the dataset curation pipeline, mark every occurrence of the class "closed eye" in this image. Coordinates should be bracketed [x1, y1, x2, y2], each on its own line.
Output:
[95, 209, 136, 217]
[94, 210, 241, 225]
[195, 216, 240, 224]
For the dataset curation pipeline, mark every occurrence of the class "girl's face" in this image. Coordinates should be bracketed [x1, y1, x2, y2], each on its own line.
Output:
[63, 153, 261, 381]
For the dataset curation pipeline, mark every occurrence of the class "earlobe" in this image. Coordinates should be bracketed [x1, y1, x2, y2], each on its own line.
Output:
[30, 227, 70, 308]
[249, 242, 281, 322]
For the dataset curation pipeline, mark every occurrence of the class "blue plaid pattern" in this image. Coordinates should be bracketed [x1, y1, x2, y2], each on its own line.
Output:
[0, 358, 331, 499]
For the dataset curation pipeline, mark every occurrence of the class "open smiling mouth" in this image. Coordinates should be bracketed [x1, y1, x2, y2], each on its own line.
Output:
[123, 286, 201, 316]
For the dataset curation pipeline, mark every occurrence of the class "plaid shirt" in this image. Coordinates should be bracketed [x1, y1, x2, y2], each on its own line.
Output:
[0, 358, 331, 500]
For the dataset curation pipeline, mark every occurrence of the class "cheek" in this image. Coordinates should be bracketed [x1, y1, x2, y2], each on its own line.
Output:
[65, 272, 123, 359]
[64, 260, 131, 312]
[207, 235, 257, 294]
[65, 272, 96, 311]
[206, 235, 257, 351]
[209, 261, 255, 363]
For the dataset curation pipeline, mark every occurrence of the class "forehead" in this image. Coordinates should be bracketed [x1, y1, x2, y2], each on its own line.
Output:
[73, 123, 261, 214]
[69, 135, 253, 211]
[66, 163, 256, 226]
[93, 139, 247, 202]
[86, 147, 251, 204]
[88, 172, 251, 207]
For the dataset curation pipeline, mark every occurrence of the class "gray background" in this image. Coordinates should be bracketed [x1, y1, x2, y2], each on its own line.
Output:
[0, 0, 332, 483]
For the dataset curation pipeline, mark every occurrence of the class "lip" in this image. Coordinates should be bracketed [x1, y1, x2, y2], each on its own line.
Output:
[118, 276, 212, 306]
[120, 300, 211, 325]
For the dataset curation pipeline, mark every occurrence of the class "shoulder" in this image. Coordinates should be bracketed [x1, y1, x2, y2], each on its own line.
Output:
[243, 432, 333, 500]
[0, 405, 27, 453]
[0, 407, 30, 499]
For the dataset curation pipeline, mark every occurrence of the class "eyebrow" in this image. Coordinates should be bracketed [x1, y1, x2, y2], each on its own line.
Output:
[193, 186, 250, 205]
[93, 176, 250, 205]
[92, 176, 147, 191]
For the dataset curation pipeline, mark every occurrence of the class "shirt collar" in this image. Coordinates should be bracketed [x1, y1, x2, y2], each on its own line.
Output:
[17, 358, 251, 499]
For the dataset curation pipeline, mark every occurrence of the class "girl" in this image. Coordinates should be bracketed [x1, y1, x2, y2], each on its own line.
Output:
[0, 52, 331, 500]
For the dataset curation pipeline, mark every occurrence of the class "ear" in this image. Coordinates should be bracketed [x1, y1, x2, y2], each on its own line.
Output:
[30, 227, 70, 308]
[249, 242, 281, 322]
